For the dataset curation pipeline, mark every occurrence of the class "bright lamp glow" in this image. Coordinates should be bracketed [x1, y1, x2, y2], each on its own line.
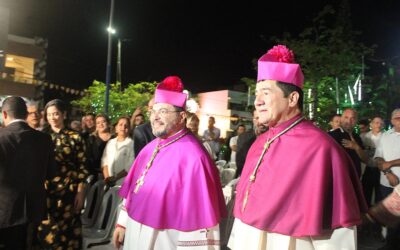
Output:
[107, 27, 116, 34]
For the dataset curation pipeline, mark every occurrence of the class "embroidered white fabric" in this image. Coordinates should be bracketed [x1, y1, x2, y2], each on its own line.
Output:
[228, 219, 357, 250]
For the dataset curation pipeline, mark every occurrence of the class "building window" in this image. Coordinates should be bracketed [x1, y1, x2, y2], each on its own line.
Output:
[5, 54, 34, 83]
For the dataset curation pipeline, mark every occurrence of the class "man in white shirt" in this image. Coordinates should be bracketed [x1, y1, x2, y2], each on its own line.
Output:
[374, 108, 400, 250]
[203, 116, 221, 153]
[229, 124, 246, 163]
[362, 116, 385, 206]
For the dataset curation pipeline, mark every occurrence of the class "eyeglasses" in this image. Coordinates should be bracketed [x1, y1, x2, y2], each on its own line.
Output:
[28, 111, 39, 116]
[148, 108, 180, 117]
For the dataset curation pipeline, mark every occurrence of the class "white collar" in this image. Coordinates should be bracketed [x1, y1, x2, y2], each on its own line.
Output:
[388, 128, 400, 135]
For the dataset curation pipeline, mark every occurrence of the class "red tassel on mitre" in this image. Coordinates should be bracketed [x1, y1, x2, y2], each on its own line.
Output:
[157, 76, 184, 92]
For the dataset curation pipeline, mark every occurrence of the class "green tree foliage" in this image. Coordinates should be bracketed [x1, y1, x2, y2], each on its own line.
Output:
[382, 63, 400, 119]
[272, 3, 375, 129]
[240, 77, 256, 94]
[244, 2, 380, 129]
[357, 75, 387, 120]
[240, 77, 257, 111]
[71, 80, 156, 124]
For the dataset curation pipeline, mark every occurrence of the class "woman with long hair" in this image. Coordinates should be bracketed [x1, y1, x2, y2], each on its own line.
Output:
[86, 114, 113, 180]
[37, 99, 88, 249]
[101, 116, 134, 186]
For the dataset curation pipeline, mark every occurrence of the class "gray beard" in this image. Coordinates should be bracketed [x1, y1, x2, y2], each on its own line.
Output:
[152, 129, 168, 138]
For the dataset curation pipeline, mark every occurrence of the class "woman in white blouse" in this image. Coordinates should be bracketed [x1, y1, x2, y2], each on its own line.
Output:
[101, 116, 135, 186]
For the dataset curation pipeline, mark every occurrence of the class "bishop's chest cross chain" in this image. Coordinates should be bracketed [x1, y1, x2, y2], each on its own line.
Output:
[241, 117, 305, 211]
[133, 131, 189, 194]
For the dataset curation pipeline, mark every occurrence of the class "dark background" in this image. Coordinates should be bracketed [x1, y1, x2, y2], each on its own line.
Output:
[3, 0, 400, 93]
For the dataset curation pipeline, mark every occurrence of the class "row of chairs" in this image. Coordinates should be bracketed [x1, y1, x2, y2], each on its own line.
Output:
[215, 160, 237, 187]
[81, 172, 237, 249]
[81, 179, 121, 249]
[220, 177, 239, 246]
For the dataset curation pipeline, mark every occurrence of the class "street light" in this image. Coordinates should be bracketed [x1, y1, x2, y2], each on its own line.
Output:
[105, 0, 115, 115]
[117, 39, 121, 86]
[107, 27, 116, 34]
[116, 38, 132, 88]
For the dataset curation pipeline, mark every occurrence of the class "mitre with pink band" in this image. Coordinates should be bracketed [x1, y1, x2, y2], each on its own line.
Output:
[155, 76, 187, 108]
[257, 45, 304, 88]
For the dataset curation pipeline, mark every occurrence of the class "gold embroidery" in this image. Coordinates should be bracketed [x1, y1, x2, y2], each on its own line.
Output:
[134, 131, 188, 193]
[242, 117, 304, 211]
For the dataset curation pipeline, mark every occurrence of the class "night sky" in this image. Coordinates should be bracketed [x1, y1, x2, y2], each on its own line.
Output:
[3, 0, 400, 93]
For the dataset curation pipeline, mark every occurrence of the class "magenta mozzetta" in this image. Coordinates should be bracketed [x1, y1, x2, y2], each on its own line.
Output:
[233, 115, 367, 236]
[119, 129, 226, 231]
[118, 76, 226, 233]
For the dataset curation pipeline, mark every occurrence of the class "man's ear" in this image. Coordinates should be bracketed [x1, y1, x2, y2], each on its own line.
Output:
[180, 111, 187, 123]
[288, 91, 299, 108]
[2, 110, 7, 120]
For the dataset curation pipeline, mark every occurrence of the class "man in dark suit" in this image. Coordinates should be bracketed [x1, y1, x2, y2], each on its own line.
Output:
[0, 96, 55, 250]
[133, 122, 156, 156]
[235, 110, 268, 177]
[133, 98, 156, 156]
[328, 108, 368, 178]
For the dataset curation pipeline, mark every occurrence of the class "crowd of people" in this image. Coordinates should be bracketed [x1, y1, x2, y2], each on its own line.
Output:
[0, 44, 400, 250]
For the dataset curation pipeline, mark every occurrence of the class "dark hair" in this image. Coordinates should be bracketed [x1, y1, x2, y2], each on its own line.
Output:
[43, 99, 67, 122]
[1, 96, 28, 119]
[186, 112, 200, 124]
[95, 114, 110, 124]
[330, 113, 341, 121]
[173, 106, 185, 112]
[114, 116, 131, 131]
[237, 124, 246, 129]
[135, 113, 145, 119]
[371, 115, 384, 121]
[359, 119, 369, 126]
[276, 82, 304, 111]
[93, 114, 110, 134]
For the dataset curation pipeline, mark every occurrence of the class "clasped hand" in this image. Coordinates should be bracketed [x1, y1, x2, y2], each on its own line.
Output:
[341, 138, 358, 150]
